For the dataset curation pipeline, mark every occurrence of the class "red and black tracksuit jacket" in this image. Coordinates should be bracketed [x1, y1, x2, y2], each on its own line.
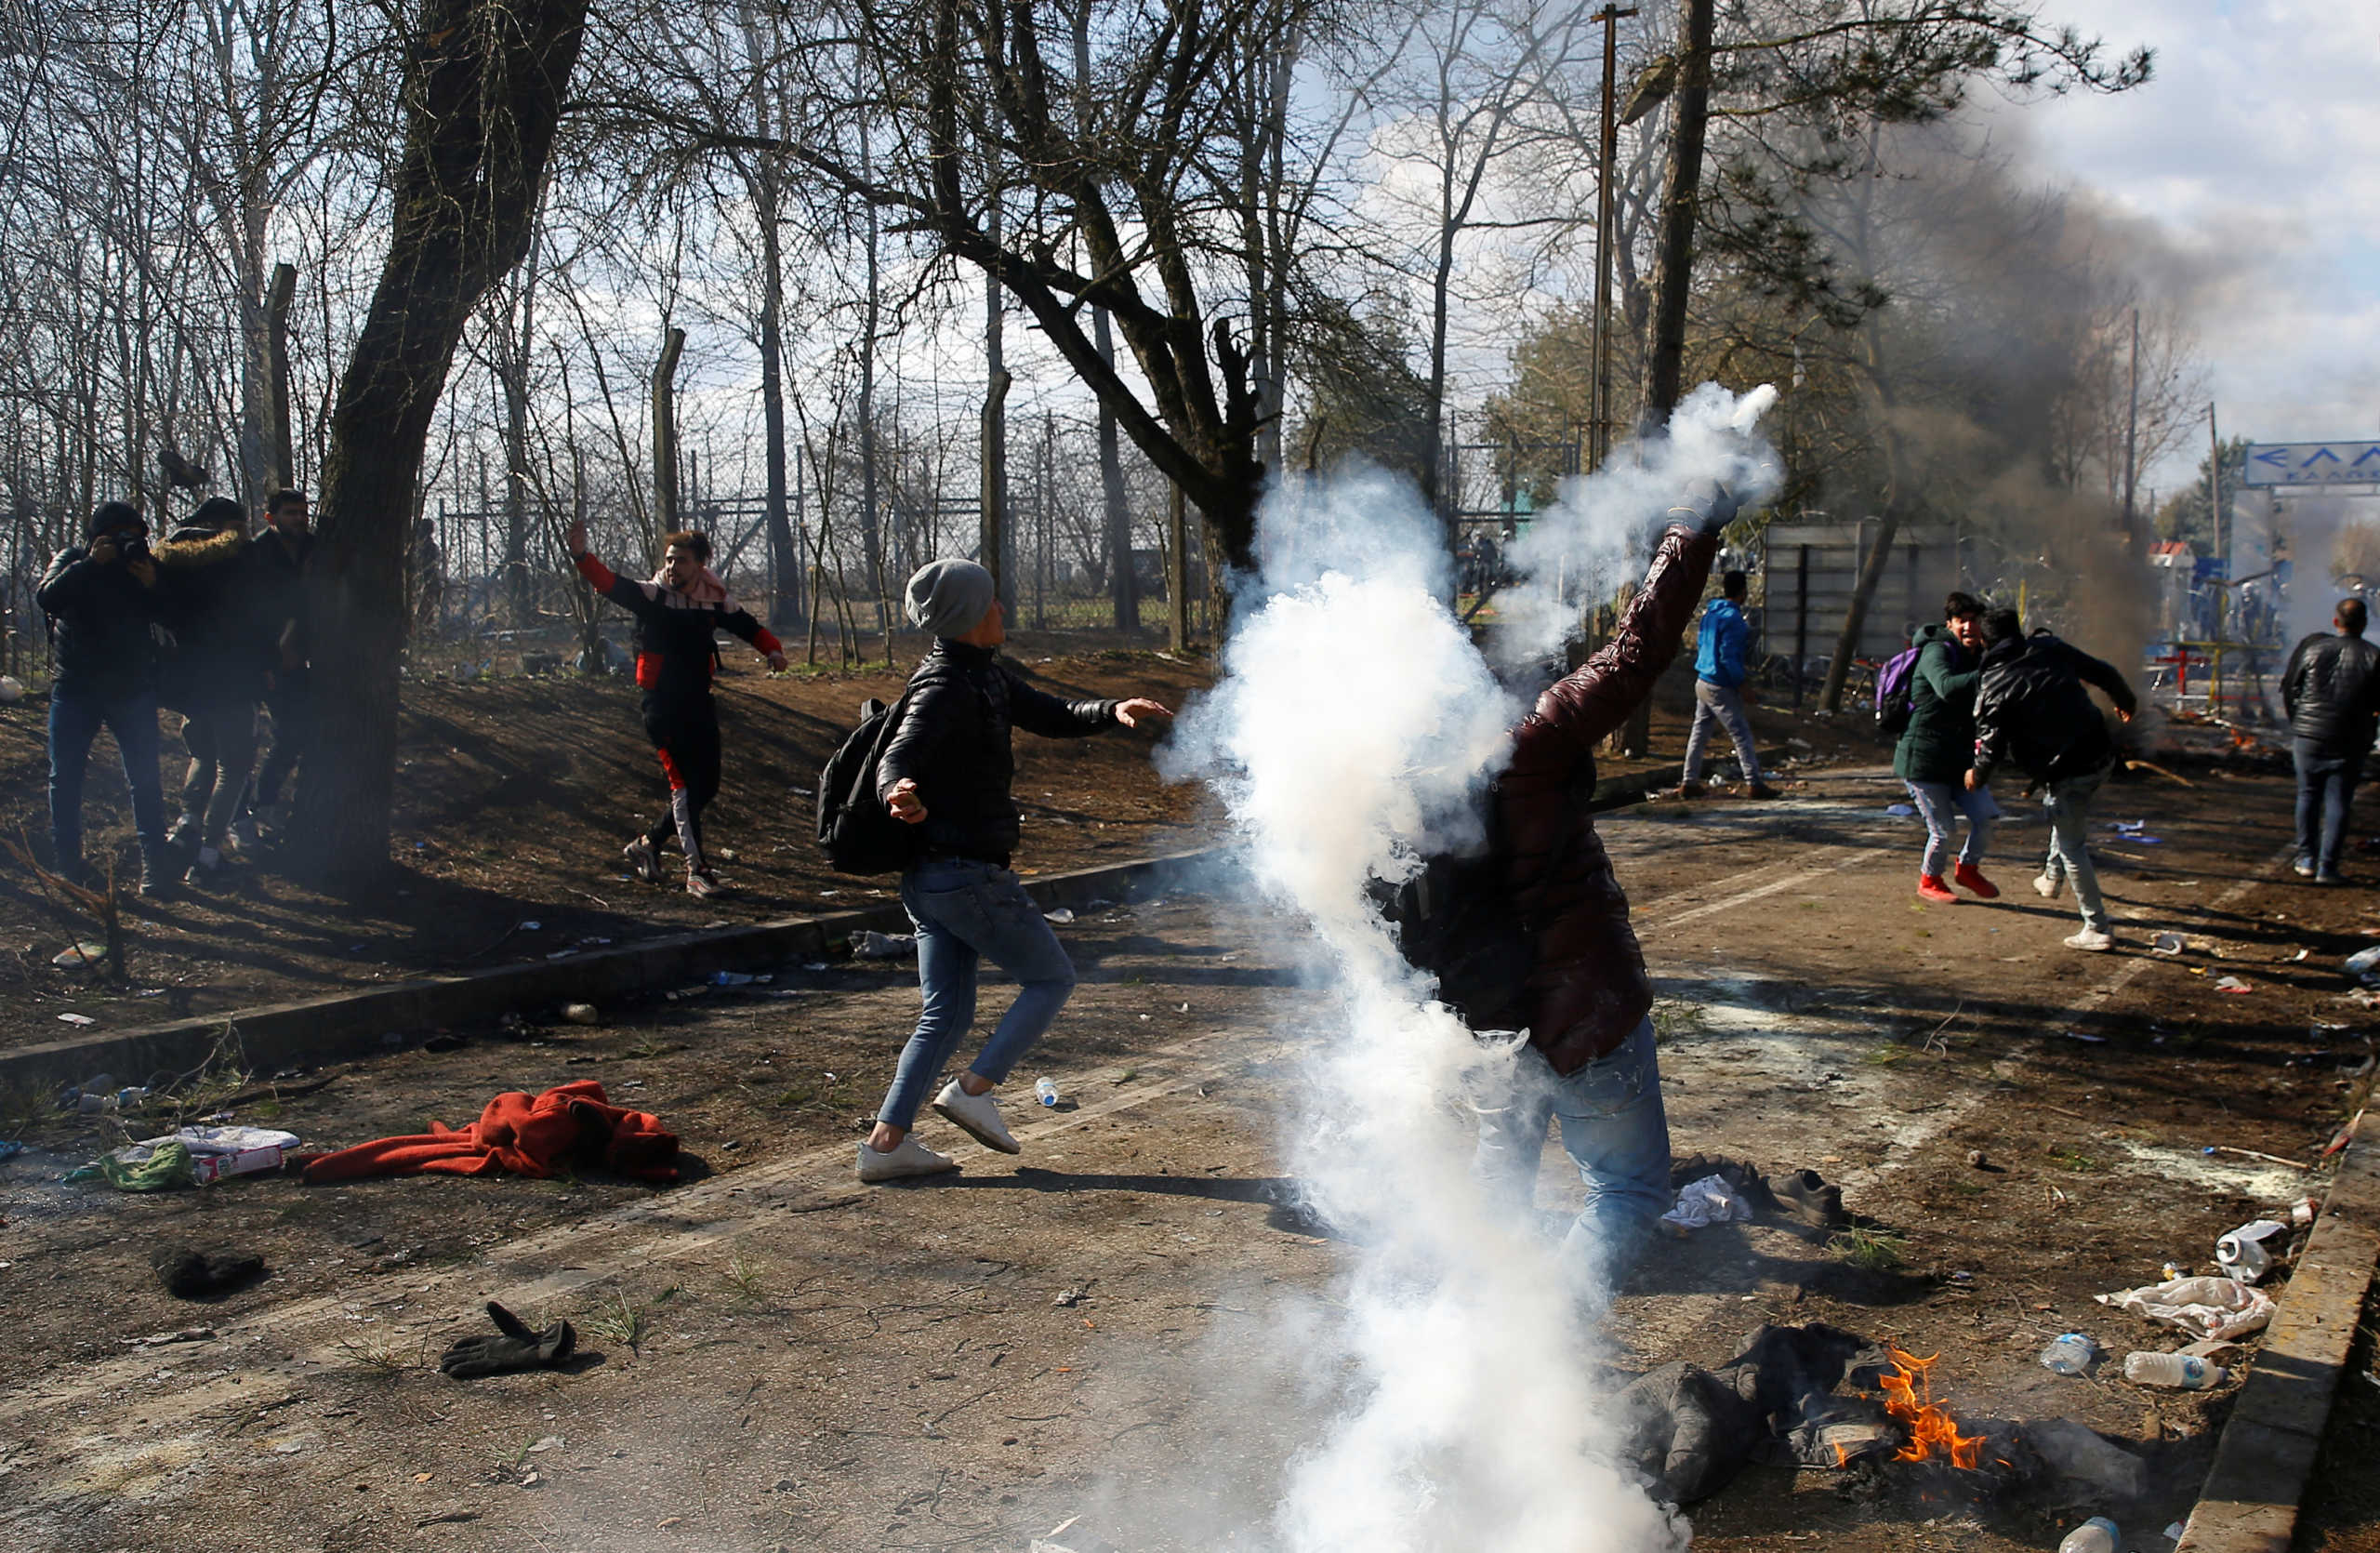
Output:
[575, 554, 781, 805]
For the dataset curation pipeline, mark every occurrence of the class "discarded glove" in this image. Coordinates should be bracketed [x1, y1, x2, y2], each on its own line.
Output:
[152, 1245, 265, 1298]
[439, 1301, 576, 1379]
[1764, 1168, 1848, 1230]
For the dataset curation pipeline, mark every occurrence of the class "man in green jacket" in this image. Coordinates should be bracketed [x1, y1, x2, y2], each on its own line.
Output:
[1895, 592, 1998, 904]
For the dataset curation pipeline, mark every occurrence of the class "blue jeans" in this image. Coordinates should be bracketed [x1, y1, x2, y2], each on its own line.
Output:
[1905, 778, 1999, 877]
[1683, 680, 1760, 785]
[48, 684, 167, 875]
[879, 857, 1078, 1130]
[2043, 764, 2110, 933]
[1473, 1016, 1672, 1287]
[2294, 738, 2363, 879]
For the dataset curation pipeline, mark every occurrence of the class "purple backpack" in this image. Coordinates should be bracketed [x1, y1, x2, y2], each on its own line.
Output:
[1874, 643, 1926, 737]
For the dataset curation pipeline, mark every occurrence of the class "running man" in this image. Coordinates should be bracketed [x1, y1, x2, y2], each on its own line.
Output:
[567, 518, 786, 896]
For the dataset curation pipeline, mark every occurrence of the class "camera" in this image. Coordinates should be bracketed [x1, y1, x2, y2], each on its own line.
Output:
[110, 534, 150, 564]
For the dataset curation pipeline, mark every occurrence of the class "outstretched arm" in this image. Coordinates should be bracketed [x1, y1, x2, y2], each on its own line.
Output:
[1521, 523, 1720, 762]
[720, 606, 788, 671]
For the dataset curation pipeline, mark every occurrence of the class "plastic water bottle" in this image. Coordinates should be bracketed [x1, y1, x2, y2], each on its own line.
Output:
[2058, 1517, 2119, 1553]
[2124, 1351, 2226, 1389]
[1034, 1077, 1061, 1108]
[2039, 1333, 2097, 1375]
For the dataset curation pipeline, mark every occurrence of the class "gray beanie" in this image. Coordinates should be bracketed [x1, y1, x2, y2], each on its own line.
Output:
[905, 558, 997, 639]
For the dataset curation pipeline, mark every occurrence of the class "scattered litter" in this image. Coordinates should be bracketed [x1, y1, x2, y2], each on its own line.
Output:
[851, 930, 917, 960]
[2215, 1219, 2289, 1284]
[440, 1302, 576, 1378]
[0, 1140, 23, 1163]
[711, 971, 758, 987]
[1035, 1078, 1062, 1108]
[2213, 976, 2253, 994]
[50, 941, 108, 968]
[1043, 907, 1076, 923]
[152, 1246, 265, 1298]
[2111, 819, 2149, 832]
[2153, 933, 2186, 954]
[1053, 1287, 1087, 1307]
[2038, 1332, 2098, 1375]
[2122, 1350, 2226, 1389]
[1966, 1150, 1990, 1169]
[2058, 1516, 2120, 1553]
[2062, 1029, 2109, 1043]
[521, 921, 541, 932]
[2347, 945, 2380, 976]
[2290, 1195, 2320, 1228]
[126, 1327, 217, 1347]
[1660, 1175, 1755, 1232]
[2294, 949, 2310, 962]
[56, 1013, 95, 1027]
[2096, 1275, 2276, 1339]
[69, 1126, 299, 1191]
[1884, 803, 1916, 817]
[527, 1435, 562, 1453]
[561, 1003, 602, 1025]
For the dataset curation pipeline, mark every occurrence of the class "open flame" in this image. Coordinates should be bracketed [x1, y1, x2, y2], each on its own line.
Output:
[1876, 1347, 1985, 1468]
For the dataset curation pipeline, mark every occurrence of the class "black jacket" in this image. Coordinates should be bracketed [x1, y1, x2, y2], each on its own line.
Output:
[2282, 630, 2380, 755]
[154, 523, 275, 709]
[1971, 631, 2137, 787]
[250, 527, 313, 670]
[35, 545, 164, 699]
[876, 641, 1118, 867]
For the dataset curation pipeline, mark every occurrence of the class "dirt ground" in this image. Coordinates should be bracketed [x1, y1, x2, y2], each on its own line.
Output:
[3, 760, 2373, 1553]
[0, 630, 1836, 1055]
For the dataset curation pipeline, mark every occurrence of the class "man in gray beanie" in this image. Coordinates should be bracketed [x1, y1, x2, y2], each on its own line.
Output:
[857, 558, 1172, 1182]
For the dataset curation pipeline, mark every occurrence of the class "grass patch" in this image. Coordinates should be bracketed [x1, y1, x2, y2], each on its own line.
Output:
[723, 1254, 766, 1301]
[1827, 1226, 1908, 1273]
[337, 1330, 416, 1373]
[1862, 1045, 1913, 1068]
[1648, 1002, 1708, 1043]
[623, 1039, 674, 1060]
[582, 1289, 647, 1348]
[2047, 1148, 2100, 1172]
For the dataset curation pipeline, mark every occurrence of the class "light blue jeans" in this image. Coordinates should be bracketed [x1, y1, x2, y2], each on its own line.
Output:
[1683, 680, 1761, 785]
[1473, 1016, 1672, 1287]
[1905, 778, 2000, 878]
[2040, 764, 2110, 933]
[879, 857, 1078, 1129]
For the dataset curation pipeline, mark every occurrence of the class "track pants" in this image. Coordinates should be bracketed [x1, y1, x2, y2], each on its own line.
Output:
[641, 692, 721, 869]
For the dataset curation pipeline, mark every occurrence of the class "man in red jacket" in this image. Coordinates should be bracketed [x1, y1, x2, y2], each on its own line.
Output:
[1468, 489, 1735, 1287]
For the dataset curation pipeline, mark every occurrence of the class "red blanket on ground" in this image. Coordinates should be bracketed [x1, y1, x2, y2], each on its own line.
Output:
[302, 1081, 680, 1184]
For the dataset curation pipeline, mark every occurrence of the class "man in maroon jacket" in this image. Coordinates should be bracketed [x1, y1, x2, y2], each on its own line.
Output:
[1469, 490, 1734, 1287]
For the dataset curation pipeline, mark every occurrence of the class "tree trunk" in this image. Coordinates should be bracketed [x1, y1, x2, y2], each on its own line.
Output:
[1639, 0, 1713, 431]
[1093, 307, 1138, 631]
[502, 232, 539, 629]
[755, 163, 802, 631]
[292, 0, 588, 889]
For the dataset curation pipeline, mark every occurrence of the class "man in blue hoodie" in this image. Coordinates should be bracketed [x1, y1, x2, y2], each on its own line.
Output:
[1678, 570, 1777, 799]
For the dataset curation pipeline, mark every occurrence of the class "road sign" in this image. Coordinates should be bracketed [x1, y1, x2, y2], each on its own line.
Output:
[2242, 442, 2380, 486]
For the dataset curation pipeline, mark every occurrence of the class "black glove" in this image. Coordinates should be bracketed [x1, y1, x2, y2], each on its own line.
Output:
[439, 1300, 577, 1378]
[1696, 482, 1741, 536]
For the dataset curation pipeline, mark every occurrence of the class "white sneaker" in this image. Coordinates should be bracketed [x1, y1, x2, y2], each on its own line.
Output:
[856, 1136, 957, 1183]
[2065, 928, 2114, 952]
[932, 1082, 1021, 1154]
[2033, 872, 2064, 899]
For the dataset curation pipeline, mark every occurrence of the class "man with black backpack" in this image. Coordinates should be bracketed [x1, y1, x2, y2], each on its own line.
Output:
[854, 558, 1170, 1184]
[1968, 609, 2137, 951]
[1893, 592, 1998, 904]
[1463, 487, 1739, 1287]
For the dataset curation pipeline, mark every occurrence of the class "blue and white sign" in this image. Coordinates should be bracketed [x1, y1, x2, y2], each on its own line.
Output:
[2243, 442, 2380, 486]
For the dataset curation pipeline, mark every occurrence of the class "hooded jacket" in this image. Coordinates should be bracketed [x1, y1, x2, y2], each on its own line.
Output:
[1892, 624, 1981, 786]
[35, 544, 163, 699]
[876, 640, 1119, 867]
[1693, 595, 1749, 688]
[2281, 630, 2380, 756]
[1970, 631, 2136, 787]
[1494, 523, 1717, 1074]
[154, 522, 274, 707]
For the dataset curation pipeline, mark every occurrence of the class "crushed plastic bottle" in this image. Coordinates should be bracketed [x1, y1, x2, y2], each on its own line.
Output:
[2123, 1351, 2226, 1389]
[1034, 1077, 1061, 1108]
[2039, 1332, 2098, 1375]
[2347, 945, 2380, 976]
[2058, 1517, 2119, 1553]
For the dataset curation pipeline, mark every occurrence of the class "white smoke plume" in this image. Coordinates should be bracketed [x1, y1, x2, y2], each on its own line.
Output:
[1490, 382, 1785, 672]
[1159, 386, 1784, 1551]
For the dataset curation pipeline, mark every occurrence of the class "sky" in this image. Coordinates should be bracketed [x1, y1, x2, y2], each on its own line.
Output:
[1985, 0, 2380, 485]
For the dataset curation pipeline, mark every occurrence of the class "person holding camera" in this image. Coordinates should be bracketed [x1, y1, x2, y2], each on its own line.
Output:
[35, 500, 174, 894]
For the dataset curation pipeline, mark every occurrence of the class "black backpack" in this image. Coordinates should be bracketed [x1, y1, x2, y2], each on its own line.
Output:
[813, 675, 949, 875]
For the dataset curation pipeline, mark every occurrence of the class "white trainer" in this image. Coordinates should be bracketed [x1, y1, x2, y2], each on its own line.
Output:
[856, 1135, 958, 1183]
[2033, 871, 2064, 899]
[932, 1082, 1022, 1154]
[2064, 928, 2114, 952]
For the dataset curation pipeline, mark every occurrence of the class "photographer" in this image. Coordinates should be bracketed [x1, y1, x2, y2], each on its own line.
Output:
[35, 501, 173, 894]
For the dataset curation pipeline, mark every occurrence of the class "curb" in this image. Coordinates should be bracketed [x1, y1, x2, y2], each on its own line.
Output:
[0, 751, 1777, 1095]
[2175, 1118, 2380, 1553]
[0, 847, 1230, 1095]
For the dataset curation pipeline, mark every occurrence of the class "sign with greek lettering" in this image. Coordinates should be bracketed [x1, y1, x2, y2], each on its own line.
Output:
[2242, 442, 2380, 486]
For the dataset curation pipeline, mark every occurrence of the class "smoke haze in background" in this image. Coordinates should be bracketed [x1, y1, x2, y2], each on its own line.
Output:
[1157, 391, 1783, 1552]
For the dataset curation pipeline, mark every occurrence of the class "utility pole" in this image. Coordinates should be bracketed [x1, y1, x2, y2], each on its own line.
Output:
[1587, 3, 1639, 471]
[2207, 402, 2224, 577]
[1168, 484, 1190, 653]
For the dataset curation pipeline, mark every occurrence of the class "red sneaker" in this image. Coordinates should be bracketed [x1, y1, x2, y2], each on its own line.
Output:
[1952, 861, 2000, 899]
[1916, 873, 1958, 904]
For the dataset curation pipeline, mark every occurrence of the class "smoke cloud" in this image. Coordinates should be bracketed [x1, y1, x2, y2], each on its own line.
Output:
[1159, 387, 1783, 1551]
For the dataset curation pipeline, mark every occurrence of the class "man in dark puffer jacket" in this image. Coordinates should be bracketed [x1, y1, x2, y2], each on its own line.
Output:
[857, 559, 1171, 1183]
[1468, 488, 1734, 1287]
[2281, 597, 2380, 883]
[155, 497, 273, 889]
[1968, 610, 2137, 951]
[36, 500, 173, 893]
